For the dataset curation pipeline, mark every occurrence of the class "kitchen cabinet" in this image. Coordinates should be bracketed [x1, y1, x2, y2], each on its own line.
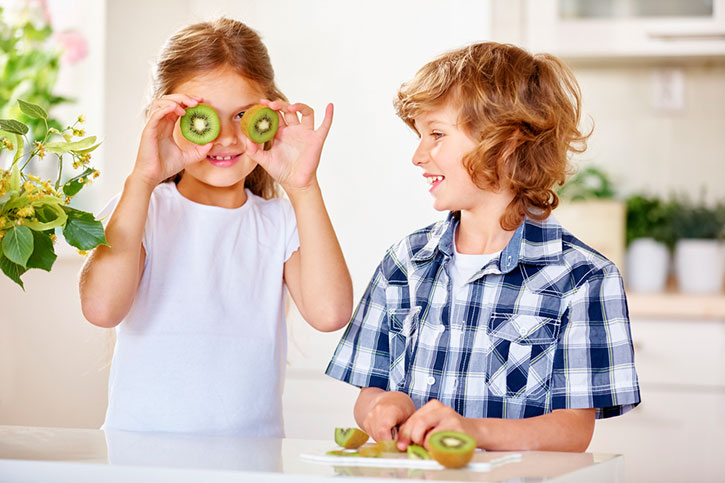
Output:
[588, 316, 725, 482]
[524, 0, 725, 59]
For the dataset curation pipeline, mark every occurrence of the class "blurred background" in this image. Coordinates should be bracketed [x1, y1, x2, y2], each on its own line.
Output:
[1, 1, 724, 481]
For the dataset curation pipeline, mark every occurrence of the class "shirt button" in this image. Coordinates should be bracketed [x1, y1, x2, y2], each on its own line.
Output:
[518, 325, 528, 336]
[427, 376, 436, 385]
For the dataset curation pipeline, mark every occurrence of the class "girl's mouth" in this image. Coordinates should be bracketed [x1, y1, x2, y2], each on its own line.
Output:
[207, 154, 240, 168]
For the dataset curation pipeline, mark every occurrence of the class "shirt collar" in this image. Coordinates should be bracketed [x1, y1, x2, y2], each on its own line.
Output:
[410, 212, 563, 273]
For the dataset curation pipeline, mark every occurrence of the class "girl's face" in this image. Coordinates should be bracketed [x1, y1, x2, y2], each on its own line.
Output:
[172, 66, 266, 201]
[411, 103, 484, 213]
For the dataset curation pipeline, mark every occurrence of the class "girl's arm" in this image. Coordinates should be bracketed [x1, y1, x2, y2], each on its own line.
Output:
[247, 101, 353, 332]
[396, 399, 596, 452]
[79, 94, 212, 328]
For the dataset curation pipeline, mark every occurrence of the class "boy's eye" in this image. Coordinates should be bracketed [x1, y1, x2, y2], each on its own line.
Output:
[431, 131, 444, 140]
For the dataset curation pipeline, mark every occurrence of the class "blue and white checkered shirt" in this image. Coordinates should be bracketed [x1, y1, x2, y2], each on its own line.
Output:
[326, 213, 640, 419]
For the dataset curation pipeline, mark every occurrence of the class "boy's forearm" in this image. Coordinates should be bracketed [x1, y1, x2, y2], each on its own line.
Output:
[472, 408, 595, 452]
[79, 174, 154, 328]
[286, 181, 353, 331]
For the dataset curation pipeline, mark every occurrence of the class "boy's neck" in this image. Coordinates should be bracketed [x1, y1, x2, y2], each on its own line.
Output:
[455, 192, 516, 255]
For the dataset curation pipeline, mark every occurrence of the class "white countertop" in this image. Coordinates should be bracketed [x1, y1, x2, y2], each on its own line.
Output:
[0, 425, 623, 482]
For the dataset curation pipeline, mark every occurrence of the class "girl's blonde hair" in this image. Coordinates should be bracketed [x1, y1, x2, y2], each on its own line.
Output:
[395, 42, 590, 230]
[152, 17, 285, 199]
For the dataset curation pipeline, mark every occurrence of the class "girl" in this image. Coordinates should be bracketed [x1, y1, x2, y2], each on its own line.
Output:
[80, 17, 353, 436]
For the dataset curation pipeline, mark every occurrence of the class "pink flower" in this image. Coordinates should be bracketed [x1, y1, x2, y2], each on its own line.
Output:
[54, 30, 88, 64]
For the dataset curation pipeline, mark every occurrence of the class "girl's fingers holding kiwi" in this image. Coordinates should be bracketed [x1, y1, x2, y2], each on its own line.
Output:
[159, 93, 201, 108]
[315, 103, 334, 140]
[282, 109, 300, 126]
[289, 103, 315, 129]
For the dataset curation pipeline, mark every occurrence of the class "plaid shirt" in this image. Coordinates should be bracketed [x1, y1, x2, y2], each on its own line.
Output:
[326, 213, 640, 420]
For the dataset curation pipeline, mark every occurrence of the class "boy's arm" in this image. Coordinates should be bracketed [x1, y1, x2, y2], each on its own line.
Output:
[397, 399, 595, 452]
[283, 180, 353, 332]
[353, 387, 417, 442]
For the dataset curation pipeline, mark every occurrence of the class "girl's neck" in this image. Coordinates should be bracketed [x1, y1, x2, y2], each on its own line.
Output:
[455, 191, 516, 255]
[176, 175, 248, 209]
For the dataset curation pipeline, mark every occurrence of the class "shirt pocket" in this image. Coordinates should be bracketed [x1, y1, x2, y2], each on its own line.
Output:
[486, 312, 560, 400]
[387, 306, 422, 391]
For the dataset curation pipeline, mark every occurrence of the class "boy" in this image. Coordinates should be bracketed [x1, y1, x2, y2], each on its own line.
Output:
[326, 42, 640, 452]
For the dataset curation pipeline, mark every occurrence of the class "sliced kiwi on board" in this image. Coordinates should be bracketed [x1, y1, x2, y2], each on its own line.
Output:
[334, 427, 370, 449]
[180, 104, 220, 145]
[428, 430, 476, 469]
[374, 440, 401, 454]
[240, 104, 279, 144]
[406, 444, 431, 460]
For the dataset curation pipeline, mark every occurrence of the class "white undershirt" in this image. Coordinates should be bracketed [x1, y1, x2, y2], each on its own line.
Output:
[450, 240, 501, 293]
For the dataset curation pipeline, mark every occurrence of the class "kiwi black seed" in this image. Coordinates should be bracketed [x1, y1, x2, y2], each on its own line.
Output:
[428, 430, 476, 469]
[334, 427, 369, 449]
[240, 104, 279, 144]
[180, 104, 220, 145]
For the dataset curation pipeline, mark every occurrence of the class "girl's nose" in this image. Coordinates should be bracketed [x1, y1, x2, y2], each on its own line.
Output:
[215, 118, 240, 147]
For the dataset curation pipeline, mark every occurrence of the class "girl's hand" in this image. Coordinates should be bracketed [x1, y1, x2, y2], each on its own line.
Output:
[360, 391, 417, 443]
[244, 100, 333, 192]
[396, 399, 480, 450]
[131, 94, 213, 187]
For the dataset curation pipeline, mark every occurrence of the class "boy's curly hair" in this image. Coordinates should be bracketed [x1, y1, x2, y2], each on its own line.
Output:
[395, 42, 590, 230]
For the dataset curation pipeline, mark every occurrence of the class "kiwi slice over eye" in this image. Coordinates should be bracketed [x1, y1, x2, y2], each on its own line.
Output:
[240, 104, 279, 144]
[180, 104, 220, 145]
[406, 444, 431, 460]
[334, 427, 369, 449]
[428, 430, 476, 469]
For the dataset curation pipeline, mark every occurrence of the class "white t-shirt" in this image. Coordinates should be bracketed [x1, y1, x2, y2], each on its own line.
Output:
[449, 240, 500, 296]
[102, 182, 299, 436]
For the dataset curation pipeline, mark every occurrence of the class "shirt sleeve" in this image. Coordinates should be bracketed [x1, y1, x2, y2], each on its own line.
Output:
[551, 263, 641, 419]
[280, 199, 299, 262]
[325, 259, 392, 389]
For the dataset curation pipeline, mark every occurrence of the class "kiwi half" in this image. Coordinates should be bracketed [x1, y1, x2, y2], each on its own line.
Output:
[406, 444, 431, 460]
[240, 104, 279, 144]
[334, 427, 369, 449]
[428, 430, 476, 469]
[180, 104, 220, 145]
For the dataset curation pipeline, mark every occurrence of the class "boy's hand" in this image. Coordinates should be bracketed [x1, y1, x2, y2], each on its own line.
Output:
[396, 399, 480, 450]
[132, 94, 213, 188]
[243, 100, 333, 193]
[360, 390, 416, 443]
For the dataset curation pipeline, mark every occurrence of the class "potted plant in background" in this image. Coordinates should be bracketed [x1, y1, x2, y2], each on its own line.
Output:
[555, 165, 626, 270]
[671, 196, 725, 294]
[624, 194, 677, 293]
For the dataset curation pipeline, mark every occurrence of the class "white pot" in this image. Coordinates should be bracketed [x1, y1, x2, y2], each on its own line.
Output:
[626, 238, 669, 293]
[674, 239, 725, 294]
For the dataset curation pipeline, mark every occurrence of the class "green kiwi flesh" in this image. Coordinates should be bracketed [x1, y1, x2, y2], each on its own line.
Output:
[406, 444, 431, 460]
[334, 427, 369, 449]
[180, 104, 220, 145]
[428, 430, 476, 469]
[240, 105, 278, 143]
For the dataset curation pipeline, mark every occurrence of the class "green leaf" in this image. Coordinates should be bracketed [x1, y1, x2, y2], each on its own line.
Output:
[13, 133, 24, 164]
[73, 141, 102, 155]
[23, 202, 67, 231]
[62, 208, 108, 251]
[0, 255, 27, 289]
[9, 163, 21, 191]
[62, 167, 95, 197]
[1, 225, 34, 267]
[18, 99, 48, 119]
[26, 230, 56, 271]
[0, 119, 29, 135]
[44, 136, 97, 154]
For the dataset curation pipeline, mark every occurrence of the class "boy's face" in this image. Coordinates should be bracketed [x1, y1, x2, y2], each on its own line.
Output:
[411, 103, 484, 213]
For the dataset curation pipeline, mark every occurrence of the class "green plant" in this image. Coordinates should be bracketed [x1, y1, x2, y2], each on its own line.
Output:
[670, 195, 725, 242]
[0, 4, 73, 141]
[557, 166, 616, 201]
[0, 99, 106, 288]
[625, 194, 678, 248]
